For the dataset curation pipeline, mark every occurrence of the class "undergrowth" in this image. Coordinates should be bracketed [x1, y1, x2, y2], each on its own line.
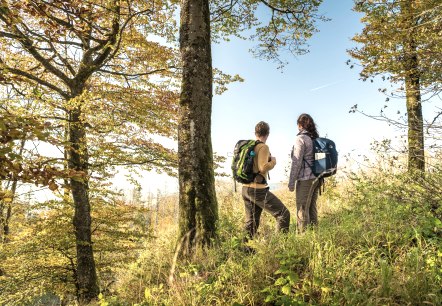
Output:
[100, 171, 442, 305]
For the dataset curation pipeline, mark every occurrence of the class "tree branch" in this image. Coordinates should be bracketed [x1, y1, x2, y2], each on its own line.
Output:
[259, 0, 303, 14]
[0, 58, 69, 99]
[103, 7, 155, 69]
[0, 3, 74, 85]
[91, 0, 121, 67]
[10, 26, 72, 86]
[0, 30, 19, 39]
[47, 35, 76, 76]
[97, 67, 174, 77]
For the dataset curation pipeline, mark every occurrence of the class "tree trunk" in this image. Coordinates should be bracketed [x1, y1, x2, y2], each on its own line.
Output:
[68, 104, 99, 303]
[2, 179, 15, 241]
[1, 138, 25, 243]
[405, 70, 424, 173]
[403, 0, 425, 173]
[0, 180, 16, 243]
[178, 0, 218, 255]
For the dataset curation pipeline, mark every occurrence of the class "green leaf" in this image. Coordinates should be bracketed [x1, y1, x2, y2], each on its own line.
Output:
[281, 284, 292, 295]
[275, 277, 287, 286]
[287, 272, 299, 284]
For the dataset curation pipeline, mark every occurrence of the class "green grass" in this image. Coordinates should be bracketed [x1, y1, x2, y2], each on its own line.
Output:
[102, 172, 442, 305]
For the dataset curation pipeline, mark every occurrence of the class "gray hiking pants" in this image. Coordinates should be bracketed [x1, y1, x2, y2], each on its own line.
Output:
[242, 186, 290, 239]
[296, 178, 321, 232]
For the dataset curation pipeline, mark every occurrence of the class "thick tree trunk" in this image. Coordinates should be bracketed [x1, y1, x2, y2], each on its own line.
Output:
[403, 0, 425, 173]
[178, 0, 218, 254]
[68, 104, 99, 303]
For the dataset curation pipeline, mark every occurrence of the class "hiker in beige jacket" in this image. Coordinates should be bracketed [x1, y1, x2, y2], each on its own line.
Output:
[242, 121, 290, 242]
[288, 114, 322, 232]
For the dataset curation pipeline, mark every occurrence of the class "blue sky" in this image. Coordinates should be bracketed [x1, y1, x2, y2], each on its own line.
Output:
[129, 0, 434, 193]
[210, 0, 403, 186]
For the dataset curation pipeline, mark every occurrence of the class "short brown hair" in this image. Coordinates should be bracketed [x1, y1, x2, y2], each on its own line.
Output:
[255, 121, 270, 137]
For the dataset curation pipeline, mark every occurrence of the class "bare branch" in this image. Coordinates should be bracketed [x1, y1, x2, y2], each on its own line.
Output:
[97, 67, 174, 77]
[259, 0, 303, 15]
[427, 109, 442, 133]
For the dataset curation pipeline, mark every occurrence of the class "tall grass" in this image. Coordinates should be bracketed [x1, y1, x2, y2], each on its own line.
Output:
[102, 171, 442, 305]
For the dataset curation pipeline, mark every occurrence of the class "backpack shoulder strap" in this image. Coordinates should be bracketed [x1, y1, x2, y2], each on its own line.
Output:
[301, 135, 315, 169]
[252, 140, 268, 184]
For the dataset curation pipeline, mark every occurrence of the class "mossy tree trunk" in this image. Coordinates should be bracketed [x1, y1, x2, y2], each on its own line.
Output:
[178, 0, 218, 255]
[403, 0, 425, 173]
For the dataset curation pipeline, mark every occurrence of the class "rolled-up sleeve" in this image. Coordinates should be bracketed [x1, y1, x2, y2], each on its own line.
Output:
[288, 137, 306, 189]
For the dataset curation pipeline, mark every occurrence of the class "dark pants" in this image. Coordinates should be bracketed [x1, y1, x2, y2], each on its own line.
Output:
[296, 178, 320, 232]
[242, 186, 290, 239]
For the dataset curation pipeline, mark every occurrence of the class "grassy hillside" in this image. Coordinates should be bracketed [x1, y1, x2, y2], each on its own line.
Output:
[100, 171, 442, 305]
[1, 169, 440, 305]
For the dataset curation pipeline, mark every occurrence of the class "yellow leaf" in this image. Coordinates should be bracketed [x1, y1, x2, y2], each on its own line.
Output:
[321, 287, 331, 293]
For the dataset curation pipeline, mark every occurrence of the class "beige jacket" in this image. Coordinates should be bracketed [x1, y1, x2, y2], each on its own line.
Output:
[243, 142, 276, 189]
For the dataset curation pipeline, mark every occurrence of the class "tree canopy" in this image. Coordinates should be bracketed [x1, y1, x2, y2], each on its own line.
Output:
[350, 0, 442, 92]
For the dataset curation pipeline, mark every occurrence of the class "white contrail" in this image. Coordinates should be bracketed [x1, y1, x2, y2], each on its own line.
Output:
[310, 80, 341, 92]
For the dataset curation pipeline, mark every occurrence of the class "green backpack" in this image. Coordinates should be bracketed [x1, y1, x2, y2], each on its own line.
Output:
[231, 140, 261, 184]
